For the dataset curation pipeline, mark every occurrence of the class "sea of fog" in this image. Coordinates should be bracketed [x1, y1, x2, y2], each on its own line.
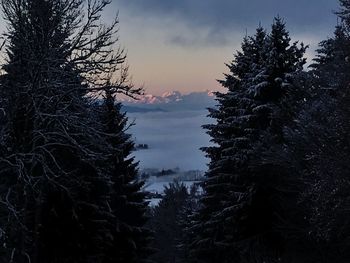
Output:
[127, 110, 213, 171]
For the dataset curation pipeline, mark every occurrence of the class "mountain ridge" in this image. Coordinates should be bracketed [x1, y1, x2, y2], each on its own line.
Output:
[120, 90, 215, 105]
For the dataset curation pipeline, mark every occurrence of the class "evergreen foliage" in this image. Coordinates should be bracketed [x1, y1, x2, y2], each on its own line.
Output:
[2, 0, 350, 262]
[191, 18, 307, 263]
[98, 88, 153, 263]
[309, 25, 350, 95]
[0, 0, 151, 262]
[149, 181, 200, 263]
[254, 4, 350, 262]
[267, 16, 350, 263]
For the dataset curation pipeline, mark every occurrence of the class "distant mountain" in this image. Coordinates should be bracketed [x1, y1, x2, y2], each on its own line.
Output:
[121, 91, 216, 111]
[122, 105, 167, 113]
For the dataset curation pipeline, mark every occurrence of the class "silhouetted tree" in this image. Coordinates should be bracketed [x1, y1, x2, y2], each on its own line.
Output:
[268, 14, 350, 263]
[0, 0, 150, 262]
[149, 181, 200, 263]
[191, 18, 307, 263]
[309, 24, 350, 96]
[98, 85, 152, 262]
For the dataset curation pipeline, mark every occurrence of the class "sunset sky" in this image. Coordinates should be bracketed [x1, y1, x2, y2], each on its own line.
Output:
[0, 1, 339, 96]
[105, 0, 339, 96]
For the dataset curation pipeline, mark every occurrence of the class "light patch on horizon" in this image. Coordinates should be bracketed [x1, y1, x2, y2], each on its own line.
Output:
[111, 10, 239, 95]
[107, 0, 338, 95]
[0, 1, 339, 96]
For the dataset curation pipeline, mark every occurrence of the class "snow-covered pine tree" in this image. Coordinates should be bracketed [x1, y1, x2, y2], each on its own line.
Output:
[251, 17, 307, 135]
[0, 0, 151, 262]
[309, 24, 350, 94]
[189, 27, 268, 263]
[254, 6, 350, 261]
[243, 18, 310, 262]
[177, 184, 201, 263]
[274, 12, 350, 261]
[148, 181, 190, 263]
[236, 18, 307, 262]
[0, 1, 111, 261]
[274, 84, 350, 263]
[337, 0, 350, 31]
[98, 84, 152, 263]
[190, 18, 307, 263]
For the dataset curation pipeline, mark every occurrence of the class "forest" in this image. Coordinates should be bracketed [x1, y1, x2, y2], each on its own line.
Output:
[0, 0, 349, 262]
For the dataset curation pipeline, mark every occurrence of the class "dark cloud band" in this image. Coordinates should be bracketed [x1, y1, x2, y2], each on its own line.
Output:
[117, 0, 337, 28]
[115, 0, 338, 47]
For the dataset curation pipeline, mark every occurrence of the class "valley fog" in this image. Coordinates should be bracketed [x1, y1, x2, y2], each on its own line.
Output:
[128, 110, 213, 171]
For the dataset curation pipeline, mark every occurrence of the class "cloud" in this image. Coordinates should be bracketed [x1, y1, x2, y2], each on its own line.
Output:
[167, 29, 232, 48]
[129, 110, 212, 170]
[115, 0, 338, 48]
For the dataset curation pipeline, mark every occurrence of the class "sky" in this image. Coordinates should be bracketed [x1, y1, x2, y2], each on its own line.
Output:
[0, 1, 340, 96]
[103, 0, 339, 95]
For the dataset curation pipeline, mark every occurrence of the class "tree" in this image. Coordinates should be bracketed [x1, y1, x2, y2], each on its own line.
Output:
[0, 0, 150, 262]
[259, 5, 350, 261]
[149, 181, 200, 263]
[309, 24, 350, 96]
[98, 85, 152, 262]
[337, 0, 350, 31]
[177, 184, 201, 263]
[190, 18, 307, 263]
[190, 28, 267, 263]
[277, 92, 350, 263]
[270, 14, 350, 263]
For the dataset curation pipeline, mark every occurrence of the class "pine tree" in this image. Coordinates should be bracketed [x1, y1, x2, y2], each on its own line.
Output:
[149, 181, 189, 263]
[189, 26, 268, 263]
[256, 8, 350, 261]
[337, 0, 350, 30]
[98, 86, 152, 263]
[273, 14, 350, 262]
[149, 181, 200, 263]
[276, 91, 350, 263]
[190, 18, 307, 263]
[0, 0, 151, 262]
[309, 24, 350, 95]
[177, 184, 201, 263]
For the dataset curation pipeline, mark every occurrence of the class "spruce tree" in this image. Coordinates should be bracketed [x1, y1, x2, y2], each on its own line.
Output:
[337, 0, 350, 30]
[273, 13, 350, 262]
[0, 0, 151, 262]
[98, 86, 152, 263]
[191, 18, 307, 263]
[0, 1, 108, 261]
[256, 4, 350, 261]
[149, 181, 200, 263]
[149, 181, 189, 263]
[177, 184, 201, 263]
[275, 88, 350, 263]
[189, 26, 268, 263]
[309, 24, 350, 95]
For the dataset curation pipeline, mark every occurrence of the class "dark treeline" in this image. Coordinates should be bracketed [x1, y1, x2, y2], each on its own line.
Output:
[150, 1, 350, 263]
[0, 0, 350, 263]
[182, 1, 350, 263]
[0, 0, 151, 262]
